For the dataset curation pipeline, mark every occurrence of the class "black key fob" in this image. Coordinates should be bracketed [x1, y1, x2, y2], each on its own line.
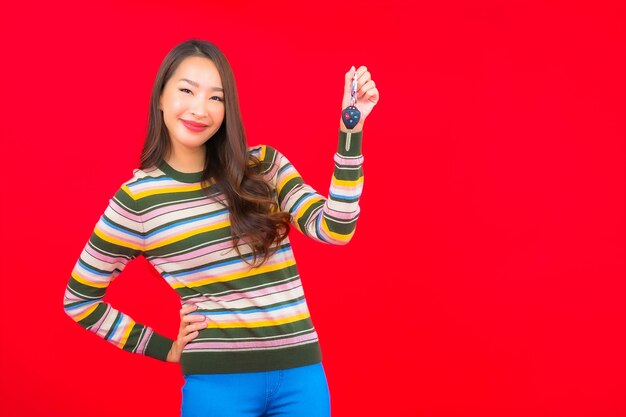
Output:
[342, 105, 361, 129]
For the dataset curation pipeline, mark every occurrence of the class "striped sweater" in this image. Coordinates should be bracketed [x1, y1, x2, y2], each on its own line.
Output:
[63, 129, 364, 374]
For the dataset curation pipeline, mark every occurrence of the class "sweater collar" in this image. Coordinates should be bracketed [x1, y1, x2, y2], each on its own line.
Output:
[158, 160, 204, 184]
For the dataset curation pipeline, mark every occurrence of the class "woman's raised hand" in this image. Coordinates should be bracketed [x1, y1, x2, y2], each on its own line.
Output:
[340, 65, 380, 132]
[166, 304, 207, 363]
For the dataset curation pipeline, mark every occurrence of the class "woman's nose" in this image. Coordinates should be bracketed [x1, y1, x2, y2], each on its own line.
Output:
[190, 97, 210, 118]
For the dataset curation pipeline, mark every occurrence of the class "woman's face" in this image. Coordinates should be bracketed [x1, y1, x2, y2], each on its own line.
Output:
[159, 56, 225, 151]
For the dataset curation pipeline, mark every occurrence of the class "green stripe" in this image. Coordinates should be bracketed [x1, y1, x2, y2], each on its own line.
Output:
[278, 176, 303, 204]
[322, 215, 358, 235]
[333, 167, 363, 181]
[176, 274, 301, 300]
[148, 210, 227, 235]
[138, 189, 214, 208]
[196, 295, 306, 315]
[296, 199, 325, 231]
[122, 323, 143, 352]
[337, 130, 363, 156]
[180, 342, 322, 374]
[75, 302, 107, 327]
[89, 232, 140, 257]
[67, 277, 107, 298]
[196, 321, 316, 339]
[188, 264, 302, 295]
[147, 227, 233, 257]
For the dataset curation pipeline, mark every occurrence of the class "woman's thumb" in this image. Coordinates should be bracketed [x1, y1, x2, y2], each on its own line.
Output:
[344, 65, 356, 92]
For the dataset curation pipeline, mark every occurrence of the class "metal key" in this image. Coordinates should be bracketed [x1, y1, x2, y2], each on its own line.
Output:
[341, 70, 361, 151]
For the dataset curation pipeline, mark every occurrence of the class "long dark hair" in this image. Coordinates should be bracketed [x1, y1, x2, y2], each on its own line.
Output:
[139, 39, 290, 267]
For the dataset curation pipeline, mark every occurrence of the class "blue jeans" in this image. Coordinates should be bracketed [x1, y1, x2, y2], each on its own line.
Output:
[180, 363, 331, 417]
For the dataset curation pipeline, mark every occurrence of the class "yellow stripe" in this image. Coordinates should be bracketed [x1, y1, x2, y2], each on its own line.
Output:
[331, 176, 364, 187]
[206, 312, 310, 329]
[134, 184, 204, 199]
[120, 184, 134, 197]
[73, 303, 100, 322]
[117, 322, 134, 348]
[277, 171, 300, 192]
[71, 271, 109, 289]
[94, 227, 143, 251]
[294, 197, 323, 223]
[172, 258, 296, 289]
[320, 217, 354, 242]
[145, 220, 231, 252]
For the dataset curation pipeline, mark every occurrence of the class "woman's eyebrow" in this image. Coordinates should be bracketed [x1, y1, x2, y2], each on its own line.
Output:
[179, 78, 224, 92]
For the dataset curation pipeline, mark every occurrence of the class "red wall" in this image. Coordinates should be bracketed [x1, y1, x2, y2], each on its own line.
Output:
[0, 1, 624, 416]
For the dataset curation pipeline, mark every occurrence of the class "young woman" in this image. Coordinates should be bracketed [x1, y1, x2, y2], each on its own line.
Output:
[63, 39, 379, 417]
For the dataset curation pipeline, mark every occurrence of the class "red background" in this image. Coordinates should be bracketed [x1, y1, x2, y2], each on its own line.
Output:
[0, 1, 624, 416]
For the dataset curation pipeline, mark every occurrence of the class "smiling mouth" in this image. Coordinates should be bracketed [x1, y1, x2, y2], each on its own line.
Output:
[181, 119, 208, 132]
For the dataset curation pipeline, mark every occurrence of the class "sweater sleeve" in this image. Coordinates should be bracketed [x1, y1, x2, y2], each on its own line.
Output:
[263, 129, 364, 245]
[63, 182, 174, 361]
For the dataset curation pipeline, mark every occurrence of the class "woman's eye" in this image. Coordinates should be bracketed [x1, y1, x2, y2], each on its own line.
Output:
[179, 88, 192, 94]
[211, 96, 224, 102]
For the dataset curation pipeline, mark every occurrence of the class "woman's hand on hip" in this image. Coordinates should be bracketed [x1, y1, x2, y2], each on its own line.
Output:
[166, 304, 207, 363]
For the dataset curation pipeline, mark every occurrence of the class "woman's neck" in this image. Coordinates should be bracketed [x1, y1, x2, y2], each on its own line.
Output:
[165, 147, 206, 173]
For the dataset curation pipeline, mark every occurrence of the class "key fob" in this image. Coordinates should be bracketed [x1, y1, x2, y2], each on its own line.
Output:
[342, 105, 361, 129]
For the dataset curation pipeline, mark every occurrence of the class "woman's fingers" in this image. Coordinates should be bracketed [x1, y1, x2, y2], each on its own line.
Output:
[180, 304, 197, 316]
[357, 71, 371, 92]
[167, 305, 206, 363]
[181, 313, 206, 324]
[358, 79, 376, 98]
[185, 321, 207, 334]
[177, 303, 207, 342]
[182, 331, 199, 344]
[179, 322, 204, 345]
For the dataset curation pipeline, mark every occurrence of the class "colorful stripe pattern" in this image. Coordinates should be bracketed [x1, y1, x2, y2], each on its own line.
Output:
[63, 130, 364, 374]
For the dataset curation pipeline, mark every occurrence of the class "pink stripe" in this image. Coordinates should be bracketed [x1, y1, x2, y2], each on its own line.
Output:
[207, 306, 309, 324]
[91, 304, 111, 333]
[109, 200, 142, 223]
[179, 280, 302, 310]
[317, 223, 335, 243]
[85, 245, 130, 265]
[284, 191, 324, 216]
[64, 289, 82, 305]
[142, 198, 225, 222]
[150, 240, 234, 266]
[281, 186, 302, 210]
[75, 265, 119, 285]
[186, 332, 318, 350]
[334, 154, 364, 165]
[136, 328, 152, 355]
[323, 206, 358, 220]
[113, 319, 132, 345]
[218, 280, 301, 302]
[130, 180, 195, 194]
[145, 216, 227, 247]
[65, 295, 97, 320]
[113, 191, 226, 224]
[99, 225, 142, 247]
[331, 183, 363, 193]
[179, 254, 287, 285]
[262, 159, 280, 182]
